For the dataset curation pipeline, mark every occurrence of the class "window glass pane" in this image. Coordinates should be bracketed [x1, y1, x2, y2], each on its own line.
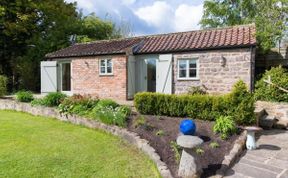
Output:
[100, 67, 105, 73]
[107, 59, 112, 67]
[189, 60, 197, 68]
[179, 60, 187, 70]
[100, 60, 105, 67]
[107, 67, 112, 73]
[189, 69, 197, 78]
[62, 63, 71, 91]
[179, 69, 186, 78]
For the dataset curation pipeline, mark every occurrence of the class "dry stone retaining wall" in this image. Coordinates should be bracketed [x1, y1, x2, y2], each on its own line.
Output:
[0, 99, 172, 178]
[256, 101, 288, 123]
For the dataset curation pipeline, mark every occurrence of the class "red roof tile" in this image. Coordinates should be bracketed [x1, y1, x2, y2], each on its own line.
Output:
[46, 24, 256, 58]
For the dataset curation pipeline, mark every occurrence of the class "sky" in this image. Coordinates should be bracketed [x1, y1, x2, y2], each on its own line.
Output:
[65, 0, 205, 36]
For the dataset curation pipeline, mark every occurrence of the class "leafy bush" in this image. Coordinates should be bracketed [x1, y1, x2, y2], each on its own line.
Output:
[255, 66, 288, 102]
[43, 92, 67, 107]
[213, 116, 237, 139]
[32, 92, 67, 107]
[58, 94, 99, 116]
[15, 91, 34, 102]
[0, 75, 7, 97]
[94, 99, 119, 110]
[228, 80, 255, 125]
[31, 98, 46, 106]
[134, 80, 255, 125]
[187, 86, 207, 95]
[90, 106, 128, 127]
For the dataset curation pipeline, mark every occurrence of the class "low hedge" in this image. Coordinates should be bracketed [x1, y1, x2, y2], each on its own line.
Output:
[134, 80, 255, 125]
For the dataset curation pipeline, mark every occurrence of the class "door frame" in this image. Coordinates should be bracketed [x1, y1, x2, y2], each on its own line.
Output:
[135, 55, 159, 93]
[57, 60, 73, 95]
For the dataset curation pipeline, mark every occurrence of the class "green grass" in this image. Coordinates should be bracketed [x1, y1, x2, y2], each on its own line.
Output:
[0, 110, 160, 178]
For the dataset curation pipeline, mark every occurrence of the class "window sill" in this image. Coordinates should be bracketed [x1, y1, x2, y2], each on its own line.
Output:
[177, 78, 200, 81]
[99, 74, 114, 76]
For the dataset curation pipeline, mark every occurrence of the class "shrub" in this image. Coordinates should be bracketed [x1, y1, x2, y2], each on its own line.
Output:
[32, 92, 67, 107]
[90, 106, 127, 127]
[58, 94, 99, 116]
[228, 80, 255, 125]
[0, 75, 7, 97]
[89, 99, 129, 127]
[15, 91, 34, 102]
[255, 66, 288, 102]
[187, 86, 207, 95]
[213, 116, 237, 139]
[31, 98, 46, 106]
[95, 99, 119, 109]
[42, 92, 67, 107]
[134, 80, 255, 125]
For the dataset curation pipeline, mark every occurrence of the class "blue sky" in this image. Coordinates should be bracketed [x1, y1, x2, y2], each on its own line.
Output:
[65, 0, 204, 36]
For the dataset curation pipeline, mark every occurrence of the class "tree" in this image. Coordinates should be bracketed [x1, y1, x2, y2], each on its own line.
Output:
[200, 0, 288, 52]
[0, 0, 122, 91]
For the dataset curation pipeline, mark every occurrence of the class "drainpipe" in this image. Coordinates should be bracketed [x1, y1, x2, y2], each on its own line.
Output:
[250, 46, 255, 92]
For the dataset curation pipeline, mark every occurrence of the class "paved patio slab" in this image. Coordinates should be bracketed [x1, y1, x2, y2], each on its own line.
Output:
[225, 129, 288, 178]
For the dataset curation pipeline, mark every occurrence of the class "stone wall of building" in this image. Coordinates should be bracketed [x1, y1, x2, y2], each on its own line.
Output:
[173, 48, 255, 94]
[71, 55, 127, 100]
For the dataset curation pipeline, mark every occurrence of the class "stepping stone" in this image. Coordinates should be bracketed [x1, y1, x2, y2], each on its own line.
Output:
[233, 162, 278, 178]
[240, 158, 283, 174]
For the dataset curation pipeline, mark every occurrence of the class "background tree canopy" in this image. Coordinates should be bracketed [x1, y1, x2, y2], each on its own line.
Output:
[200, 0, 288, 53]
[0, 0, 124, 92]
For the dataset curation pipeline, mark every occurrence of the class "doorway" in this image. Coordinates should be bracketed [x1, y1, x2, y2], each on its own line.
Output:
[146, 59, 156, 92]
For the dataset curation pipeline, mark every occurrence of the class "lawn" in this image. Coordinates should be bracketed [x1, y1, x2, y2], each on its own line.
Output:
[0, 110, 160, 178]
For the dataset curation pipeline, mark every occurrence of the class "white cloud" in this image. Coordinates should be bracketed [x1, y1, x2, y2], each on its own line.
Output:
[134, 1, 173, 28]
[65, 0, 204, 35]
[133, 1, 203, 33]
[174, 4, 203, 31]
[121, 0, 136, 5]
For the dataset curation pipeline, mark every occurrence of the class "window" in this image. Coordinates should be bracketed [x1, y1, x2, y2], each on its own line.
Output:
[178, 58, 198, 79]
[61, 63, 71, 91]
[100, 59, 113, 75]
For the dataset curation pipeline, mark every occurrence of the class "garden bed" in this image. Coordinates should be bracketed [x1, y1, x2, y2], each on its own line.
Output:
[127, 113, 241, 178]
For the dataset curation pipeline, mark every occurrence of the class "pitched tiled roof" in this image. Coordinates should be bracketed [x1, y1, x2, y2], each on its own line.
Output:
[46, 24, 256, 58]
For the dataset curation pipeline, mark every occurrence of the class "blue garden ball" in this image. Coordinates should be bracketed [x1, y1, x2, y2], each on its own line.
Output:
[179, 119, 196, 135]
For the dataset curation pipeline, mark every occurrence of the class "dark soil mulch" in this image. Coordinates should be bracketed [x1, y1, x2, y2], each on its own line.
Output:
[127, 113, 240, 178]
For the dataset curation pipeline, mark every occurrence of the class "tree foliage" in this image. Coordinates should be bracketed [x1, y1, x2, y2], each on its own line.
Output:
[0, 0, 122, 91]
[200, 0, 288, 52]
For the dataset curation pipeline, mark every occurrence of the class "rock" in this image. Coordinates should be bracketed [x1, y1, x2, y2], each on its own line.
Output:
[273, 119, 288, 129]
[254, 108, 267, 126]
[177, 135, 203, 148]
[259, 115, 276, 129]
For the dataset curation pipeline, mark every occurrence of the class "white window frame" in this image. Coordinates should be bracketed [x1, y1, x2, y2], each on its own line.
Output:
[99, 59, 113, 75]
[177, 58, 199, 80]
[59, 61, 72, 94]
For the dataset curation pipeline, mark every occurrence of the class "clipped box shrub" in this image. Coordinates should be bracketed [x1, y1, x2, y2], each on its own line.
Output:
[134, 80, 255, 125]
[15, 91, 34, 102]
[255, 66, 288, 102]
[0, 75, 7, 97]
